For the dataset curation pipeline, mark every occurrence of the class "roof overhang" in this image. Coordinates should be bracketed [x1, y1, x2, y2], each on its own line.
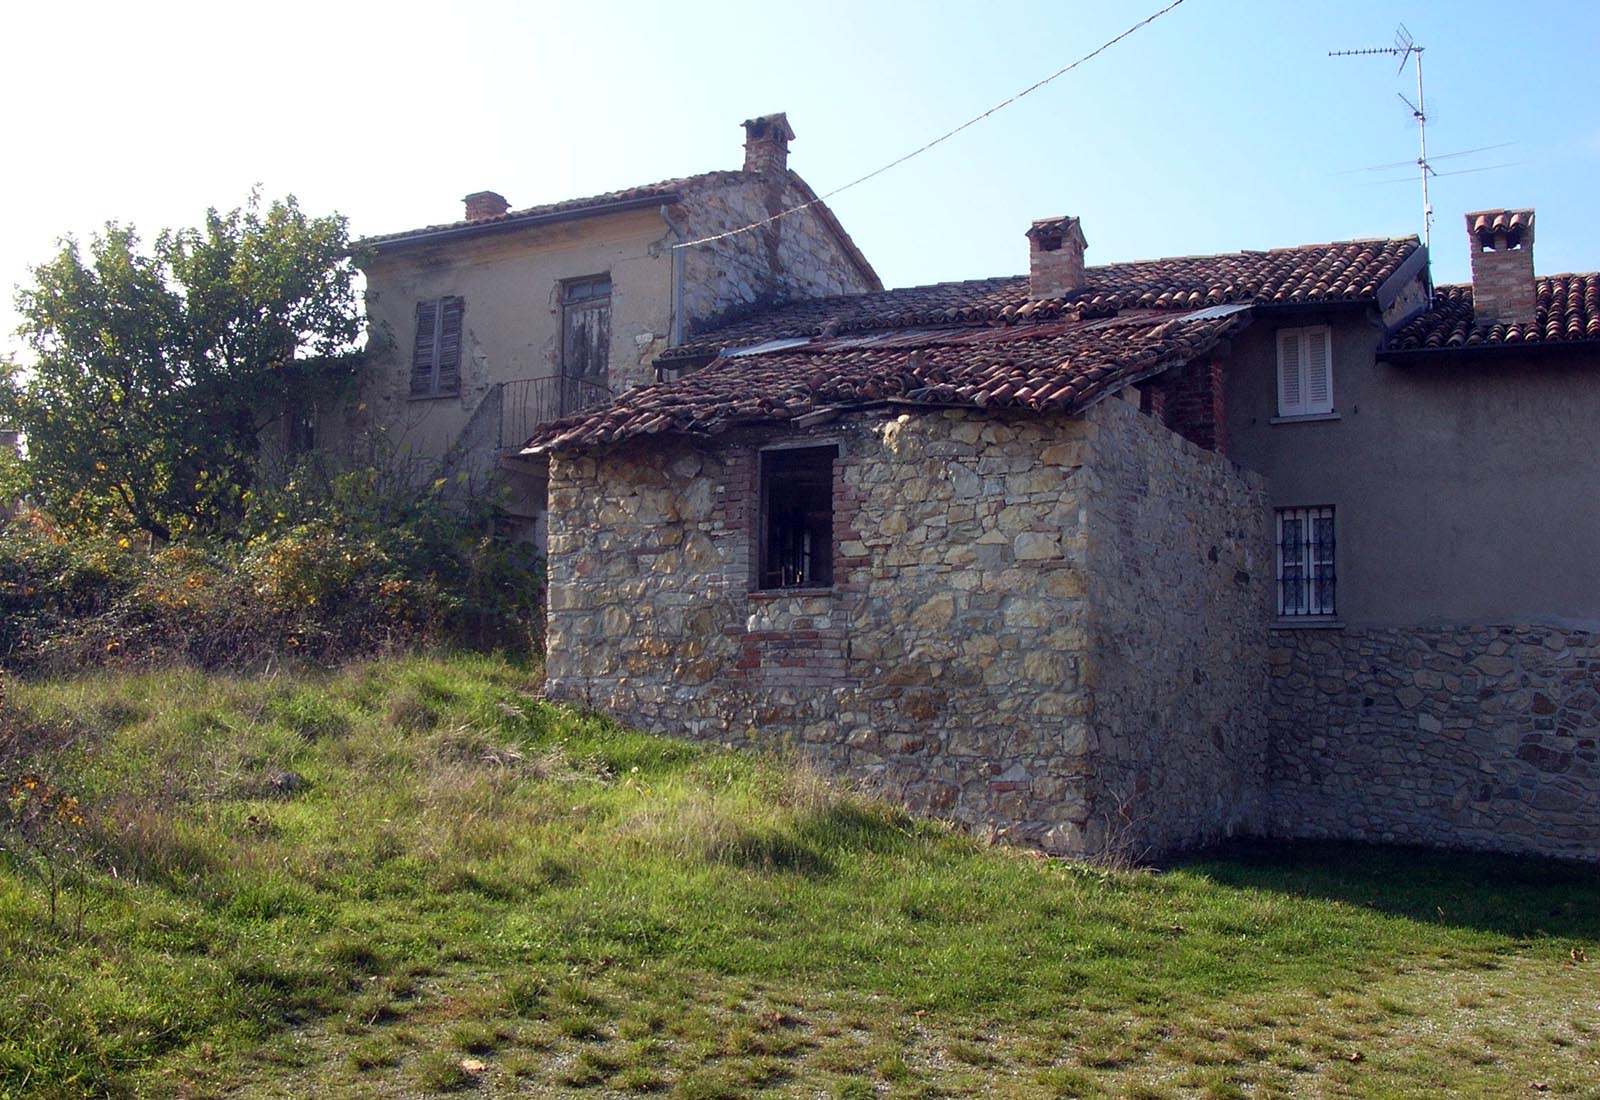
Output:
[1378, 339, 1600, 366]
[360, 193, 680, 256]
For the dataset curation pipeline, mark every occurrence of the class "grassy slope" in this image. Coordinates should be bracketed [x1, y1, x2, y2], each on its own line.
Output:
[0, 655, 1595, 1100]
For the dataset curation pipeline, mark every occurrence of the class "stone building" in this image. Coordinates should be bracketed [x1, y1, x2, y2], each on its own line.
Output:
[323, 114, 879, 540]
[529, 207, 1599, 863]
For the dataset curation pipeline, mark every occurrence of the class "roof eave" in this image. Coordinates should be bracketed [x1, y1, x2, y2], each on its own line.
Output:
[1378, 339, 1600, 365]
[360, 193, 681, 255]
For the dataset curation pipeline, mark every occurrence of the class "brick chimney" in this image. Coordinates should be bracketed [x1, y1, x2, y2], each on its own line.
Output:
[742, 113, 795, 175]
[1026, 216, 1088, 300]
[463, 191, 510, 221]
[1466, 208, 1536, 326]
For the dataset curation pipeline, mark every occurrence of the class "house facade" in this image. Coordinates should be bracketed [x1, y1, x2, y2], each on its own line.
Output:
[327, 114, 879, 539]
[531, 207, 1599, 863]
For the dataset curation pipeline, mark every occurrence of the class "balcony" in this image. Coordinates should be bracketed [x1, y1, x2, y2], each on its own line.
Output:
[498, 376, 614, 455]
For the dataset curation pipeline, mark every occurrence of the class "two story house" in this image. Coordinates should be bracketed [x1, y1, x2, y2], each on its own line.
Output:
[330, 114, 879, 540]
[528, 207, 1599, 863]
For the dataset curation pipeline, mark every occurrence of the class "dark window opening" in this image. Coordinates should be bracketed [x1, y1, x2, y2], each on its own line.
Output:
[1277, 506, 1336, 617]
[284, 405, 315, 457]
[759, 447, 835, 590]
[411, 296, 464, 397]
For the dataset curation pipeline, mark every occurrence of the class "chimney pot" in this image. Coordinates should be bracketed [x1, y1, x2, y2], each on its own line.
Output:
[463, 190, 511, 221]
[1027, 216, 1088, 300]
[742, 112, 795, 175]
[1465, 208, 1536, 326]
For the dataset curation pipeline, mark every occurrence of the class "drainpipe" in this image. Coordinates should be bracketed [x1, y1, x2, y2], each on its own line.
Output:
[659, 204, 686, 348]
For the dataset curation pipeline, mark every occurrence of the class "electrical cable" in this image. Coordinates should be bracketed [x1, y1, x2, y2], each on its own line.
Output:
[672, 0, 1189, 251]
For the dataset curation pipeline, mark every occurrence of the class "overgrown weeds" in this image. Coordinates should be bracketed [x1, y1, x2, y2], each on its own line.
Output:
[0, 465, 543, 676]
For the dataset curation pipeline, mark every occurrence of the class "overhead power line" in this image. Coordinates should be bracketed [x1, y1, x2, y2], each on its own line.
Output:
[672, 0, 1190, 251]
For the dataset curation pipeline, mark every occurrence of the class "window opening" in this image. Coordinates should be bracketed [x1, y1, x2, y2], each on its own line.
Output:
[1277, 506, 1336, 617]
[411, 296, 464, 397]
[759, 447, 835, 589]
[1276, 325, 1333, 417]
[561, 275, 611, 415]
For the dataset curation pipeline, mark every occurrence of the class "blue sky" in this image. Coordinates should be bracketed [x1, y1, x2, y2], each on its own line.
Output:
[3, 0, 1596, 354]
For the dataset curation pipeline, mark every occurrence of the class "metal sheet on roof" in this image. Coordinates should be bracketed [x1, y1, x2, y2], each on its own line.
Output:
[722, 337, 812, 357]
[1178, 303, 1254, 322]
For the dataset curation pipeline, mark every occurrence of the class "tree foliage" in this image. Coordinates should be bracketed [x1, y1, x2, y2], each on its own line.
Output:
[3, 194, 361, 539]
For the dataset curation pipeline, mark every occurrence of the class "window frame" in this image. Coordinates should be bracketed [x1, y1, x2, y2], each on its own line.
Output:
[560, 274, 612, 381]
[756, 445, 837, 592]
[1276, 505, 1336, 618]
[410, 295, 464, 399]
[1275, 324, 1334, 418]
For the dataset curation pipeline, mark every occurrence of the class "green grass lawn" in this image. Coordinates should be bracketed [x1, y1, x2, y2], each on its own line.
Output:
[1, 655, 1596, 1099]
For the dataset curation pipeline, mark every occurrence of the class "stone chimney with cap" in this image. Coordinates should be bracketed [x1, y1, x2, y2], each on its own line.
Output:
[1466, 208, 1536, 326]
[1027, 216, 1088, 300]
[463, 190, 511, 221]
[742, 113, 795, 175]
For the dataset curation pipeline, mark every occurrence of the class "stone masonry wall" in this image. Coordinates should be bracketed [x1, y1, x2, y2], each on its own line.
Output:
[675, 174, 876, 336]
[547, 399, 1273, 857]
[1081, 395, 1271, 857]
[547, 407, 1098, 851]
[1268, 625, 1600, 861]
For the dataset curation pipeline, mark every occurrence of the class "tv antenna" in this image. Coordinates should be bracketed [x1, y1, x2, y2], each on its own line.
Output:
[1331, 25, 1434, 252]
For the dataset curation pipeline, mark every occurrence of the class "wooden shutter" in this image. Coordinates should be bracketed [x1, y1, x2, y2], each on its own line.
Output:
[1277, 329, 1303, 415]
[409, 297, 464, 396]
[411, 299, 439, 396]
[1303, 327, 1332, 413]
[437, 296, 463, 394]
[562, 278, 611, 382]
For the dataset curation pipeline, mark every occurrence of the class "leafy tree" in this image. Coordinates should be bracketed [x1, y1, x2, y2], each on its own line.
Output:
[3, 194, 361, 539]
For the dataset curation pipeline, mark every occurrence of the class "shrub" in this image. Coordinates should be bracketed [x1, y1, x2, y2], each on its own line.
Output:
[0, 467, 543, 675]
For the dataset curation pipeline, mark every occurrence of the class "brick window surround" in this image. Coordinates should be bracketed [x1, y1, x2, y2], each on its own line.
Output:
[757, 445, 836, 590]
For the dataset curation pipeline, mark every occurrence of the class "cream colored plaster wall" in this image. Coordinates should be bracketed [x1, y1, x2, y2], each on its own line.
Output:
[339, 207, 675, 485]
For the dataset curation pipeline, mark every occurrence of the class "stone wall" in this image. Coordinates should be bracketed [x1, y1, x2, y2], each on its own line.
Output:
[1081, 395, 1271, 857]
[1267, 624, 1600, 861]
[547, 398, 1270, 857]
[675, 174, 877, 335]
[548, 407, 1097, 849]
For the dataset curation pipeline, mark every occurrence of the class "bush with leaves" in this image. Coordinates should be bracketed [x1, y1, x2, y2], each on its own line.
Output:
[0, 470, 543, 674]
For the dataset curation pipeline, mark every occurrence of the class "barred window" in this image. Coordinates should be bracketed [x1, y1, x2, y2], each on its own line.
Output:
[758, 446, 835, 590]
[1277, 506, 1336, 617]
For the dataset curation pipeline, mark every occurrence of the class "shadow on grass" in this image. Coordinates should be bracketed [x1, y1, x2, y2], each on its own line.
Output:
[1177, 838, 1600, 940]
[716, 803, 916, 878]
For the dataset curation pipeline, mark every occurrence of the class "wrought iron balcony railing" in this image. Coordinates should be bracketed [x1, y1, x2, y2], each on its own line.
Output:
[498, 376, 614, 454]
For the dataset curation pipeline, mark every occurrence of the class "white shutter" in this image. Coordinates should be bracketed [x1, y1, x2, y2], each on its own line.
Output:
[1303, 327, 1332, 413]
[1277, 329, 1303, 416]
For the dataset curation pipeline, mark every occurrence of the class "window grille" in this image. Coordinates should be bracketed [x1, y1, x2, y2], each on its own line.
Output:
[1277, 506, 1335, 616]
[758, 447, 835, 590]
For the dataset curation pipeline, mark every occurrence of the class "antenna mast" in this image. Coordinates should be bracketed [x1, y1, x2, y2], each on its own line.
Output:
[1331, 25, 1433, 252]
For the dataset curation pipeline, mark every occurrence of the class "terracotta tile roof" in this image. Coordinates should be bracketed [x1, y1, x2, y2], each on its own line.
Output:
[357, 172, 745, 249]
[526, 305, 1251, 451]
[1386, 274, 1600, 352]
[670, 237, 1420, 357]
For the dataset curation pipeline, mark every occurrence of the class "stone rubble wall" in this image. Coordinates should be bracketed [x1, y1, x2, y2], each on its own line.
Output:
[1080, 396, 1272, 857]
[547, 399, 1276, 858]
[547, 408, 1100, 850]
[675, 174, 876, 335]
[1267, 625, 1600, 861]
